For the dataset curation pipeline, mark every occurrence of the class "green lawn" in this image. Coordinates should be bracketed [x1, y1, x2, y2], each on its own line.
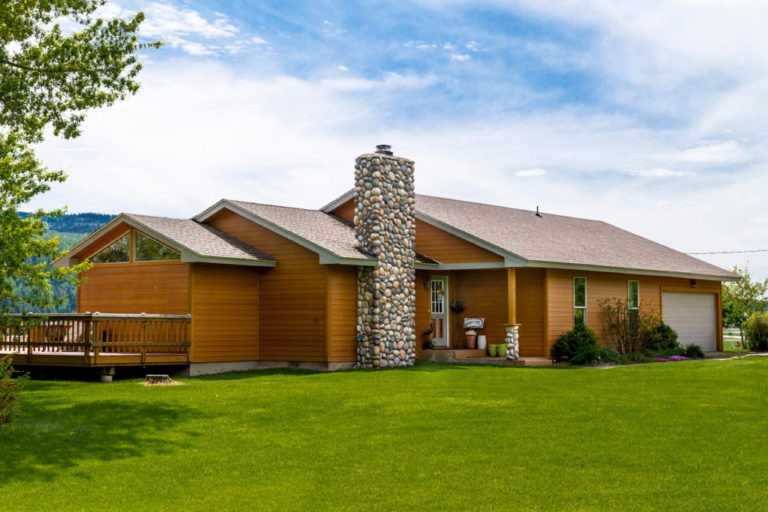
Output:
[2, 359, 768, 511]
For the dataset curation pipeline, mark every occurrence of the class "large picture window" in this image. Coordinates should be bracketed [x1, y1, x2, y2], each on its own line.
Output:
[135, 232, 180, 262]
[574, 277, 587, 325]
[91, 233, 130, 263]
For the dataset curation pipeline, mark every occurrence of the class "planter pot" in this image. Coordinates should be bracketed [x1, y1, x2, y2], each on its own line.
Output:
[466, 334, 477, 349]
[488, 344, 497, 357]
[477, 335, 487, 350]
[495, 344, 506, 357]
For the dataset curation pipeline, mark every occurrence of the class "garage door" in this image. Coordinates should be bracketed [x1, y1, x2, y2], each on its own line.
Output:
[661, 292, 717, 351]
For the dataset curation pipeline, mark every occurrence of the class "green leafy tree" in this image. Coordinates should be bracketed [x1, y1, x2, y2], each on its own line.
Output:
[722, 265, 768, 328]
[1, 1, 155, 321]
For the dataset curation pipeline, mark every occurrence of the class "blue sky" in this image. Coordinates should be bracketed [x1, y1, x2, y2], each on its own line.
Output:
[35, 0, 768, 280]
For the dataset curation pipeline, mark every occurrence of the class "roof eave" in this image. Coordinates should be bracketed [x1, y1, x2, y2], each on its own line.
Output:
[526, 260, 739, 282]
[181, 252, 276, 268]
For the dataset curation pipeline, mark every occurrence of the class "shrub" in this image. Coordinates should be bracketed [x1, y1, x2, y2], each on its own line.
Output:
[599, 298, 660, 354]
[0, 356, 27, 427]
[598, 347, 621, 364]
[743, 312, 768, 351]
[640, 321, 679, 352]
[550, 323, 600, 365]
[683, 344, 705, 359]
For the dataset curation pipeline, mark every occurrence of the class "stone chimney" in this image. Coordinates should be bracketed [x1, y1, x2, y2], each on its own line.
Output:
[354, 145, 416, 368]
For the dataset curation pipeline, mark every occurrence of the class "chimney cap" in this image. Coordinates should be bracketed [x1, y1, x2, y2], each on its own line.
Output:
[375, 144, 393, 156]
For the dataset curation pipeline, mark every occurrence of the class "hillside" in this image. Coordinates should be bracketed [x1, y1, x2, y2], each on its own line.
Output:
[12, 212, 114, 313]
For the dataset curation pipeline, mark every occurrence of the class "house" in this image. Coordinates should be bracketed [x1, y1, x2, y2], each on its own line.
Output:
[40, 145, 736, 374]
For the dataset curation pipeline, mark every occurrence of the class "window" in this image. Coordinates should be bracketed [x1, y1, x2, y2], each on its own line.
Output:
[135, 232, 180, 262]
[628, 280, 639, 310]
[91, 233, 130, 263]
[573, 277, 586, 326]
[628, 280, 640, 334]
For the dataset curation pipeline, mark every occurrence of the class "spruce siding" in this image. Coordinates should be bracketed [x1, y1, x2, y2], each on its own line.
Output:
[415, 219, 503, 264]
[414, 270, 432, 357]
[326, 265, 358, 362]
[205, 209, 327, 362]
[330, 198, 356, 223]
[453, 269, 508, 348]
[78, 262, 190, 315]
[516, 268, 547, 357]
[544, 269, 723, 353]
[190, 264, 260, 363]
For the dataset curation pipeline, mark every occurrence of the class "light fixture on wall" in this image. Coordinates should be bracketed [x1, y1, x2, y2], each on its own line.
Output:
[690, 279, 697, 288]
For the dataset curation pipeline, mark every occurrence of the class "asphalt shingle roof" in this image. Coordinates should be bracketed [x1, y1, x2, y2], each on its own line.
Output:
[126, 214, 275, 262]
[226, 200, 369, 261]
[415, 194, 737, 279]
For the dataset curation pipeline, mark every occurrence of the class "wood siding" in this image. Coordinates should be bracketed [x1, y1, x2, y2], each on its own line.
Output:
[329, 198, 355, 223]
[453, 269, 508, 348]
[414, 270, 432, 356]
[190, 263, 260, 363]
[205, 209, 327, 362]
[516, 268, 547, 357]
[326, 265, 358, 362]
[79, 262, 189, 315]
[415, 219, 503, 264]
[544, 269, 723, 353]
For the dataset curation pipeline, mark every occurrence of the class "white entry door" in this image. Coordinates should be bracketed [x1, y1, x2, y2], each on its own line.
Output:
[430, 277, 449, 347]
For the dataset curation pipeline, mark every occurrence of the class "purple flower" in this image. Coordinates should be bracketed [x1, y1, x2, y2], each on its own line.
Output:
[655, 357, 668, 362]
[668, 355, 687, 361]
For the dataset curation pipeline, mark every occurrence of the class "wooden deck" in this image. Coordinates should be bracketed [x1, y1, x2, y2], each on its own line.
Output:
[1, 313, 191, 368]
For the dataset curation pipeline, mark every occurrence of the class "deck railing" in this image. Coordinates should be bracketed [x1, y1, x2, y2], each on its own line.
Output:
[0, 313, 191, 364]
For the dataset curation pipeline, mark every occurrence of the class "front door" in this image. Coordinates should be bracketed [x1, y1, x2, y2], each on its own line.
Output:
[430, 276, 449, 347]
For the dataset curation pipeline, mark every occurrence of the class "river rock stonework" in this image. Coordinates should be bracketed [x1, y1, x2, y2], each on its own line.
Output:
[354, 147, 416, 368]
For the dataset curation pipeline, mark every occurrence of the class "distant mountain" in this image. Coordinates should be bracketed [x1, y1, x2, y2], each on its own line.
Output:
[11, 212, 114, 313]
[19, 212, 114, 237]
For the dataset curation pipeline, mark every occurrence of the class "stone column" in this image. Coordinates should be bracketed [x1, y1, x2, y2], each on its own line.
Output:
[505, 324, 520, 360]
[355, 145, 416, 368]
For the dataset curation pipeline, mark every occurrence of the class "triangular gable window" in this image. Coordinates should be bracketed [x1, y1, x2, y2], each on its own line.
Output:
[92, 233, 130, 263]
[135, 232, 180, 262]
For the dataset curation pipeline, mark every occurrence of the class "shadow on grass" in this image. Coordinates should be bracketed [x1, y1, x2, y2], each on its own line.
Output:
[0, 397, 203, 485]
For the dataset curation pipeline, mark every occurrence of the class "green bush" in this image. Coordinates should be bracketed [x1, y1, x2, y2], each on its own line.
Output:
[640, 321, 679, 352]
[598, 347, 621, 364]
[683, 344, 705, 359]
[1, 356, 26, 427]
[551, 323, 600, 365]
[743, 312, 768, 351]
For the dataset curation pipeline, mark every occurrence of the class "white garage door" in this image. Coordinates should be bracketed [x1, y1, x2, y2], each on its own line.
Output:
[662, 292, 717, 351]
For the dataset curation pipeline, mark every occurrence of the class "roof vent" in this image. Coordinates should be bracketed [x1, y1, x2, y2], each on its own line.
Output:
[375, 144, 393, 156]
[535, 206, 543, 218]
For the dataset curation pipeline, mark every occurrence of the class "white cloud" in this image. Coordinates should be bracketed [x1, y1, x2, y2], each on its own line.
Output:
[450, 53, 470, 62]
[677, 140, 750, 164]
[140, 3, 238, 39]
[515, 168, 547, 177]
[630, 168, 695, 178]
[251, 36, 268, 45]
[337, 65, 349, 72]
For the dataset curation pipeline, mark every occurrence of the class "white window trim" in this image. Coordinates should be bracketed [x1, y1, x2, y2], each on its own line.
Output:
[628, 280, 640, 311]
[574, 276, 587, 325]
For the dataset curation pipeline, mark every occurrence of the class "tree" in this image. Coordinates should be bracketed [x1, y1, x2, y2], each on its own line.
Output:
[722, 265, 768, 328]
[1, 1, 154, 321]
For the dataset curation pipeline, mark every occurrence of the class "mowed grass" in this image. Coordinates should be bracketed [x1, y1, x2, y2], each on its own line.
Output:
[2, 359, 768, 511]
